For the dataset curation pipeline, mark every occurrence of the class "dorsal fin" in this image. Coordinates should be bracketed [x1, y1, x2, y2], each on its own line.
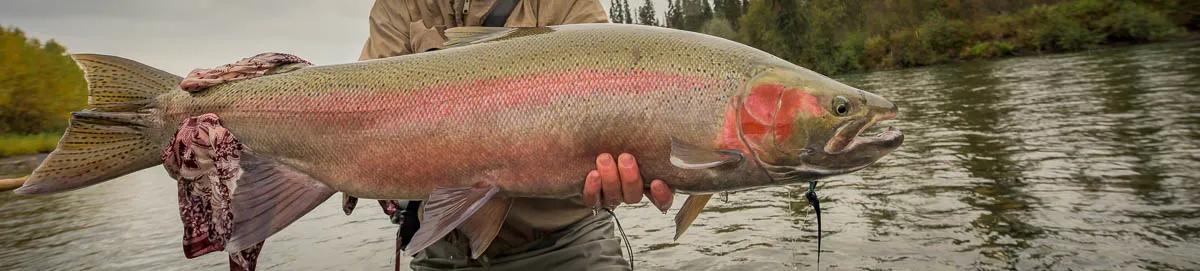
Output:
[443, 27, 518, 48]
[72, 54, 180, 111]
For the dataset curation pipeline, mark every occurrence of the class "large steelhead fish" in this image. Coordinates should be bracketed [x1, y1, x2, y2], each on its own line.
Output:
[16, 24, 902, 258]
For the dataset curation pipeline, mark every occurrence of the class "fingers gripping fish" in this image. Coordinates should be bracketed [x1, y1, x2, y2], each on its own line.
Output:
[15, 24, 904, 265]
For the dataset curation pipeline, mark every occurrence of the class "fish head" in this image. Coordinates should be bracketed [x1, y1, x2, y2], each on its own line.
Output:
[734, 67, 903, 183]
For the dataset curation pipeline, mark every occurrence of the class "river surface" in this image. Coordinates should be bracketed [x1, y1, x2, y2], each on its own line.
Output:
[2, 41, 1198, 270]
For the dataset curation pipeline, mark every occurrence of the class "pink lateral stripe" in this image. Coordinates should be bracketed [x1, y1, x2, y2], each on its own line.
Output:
[230, 69, 717, 122]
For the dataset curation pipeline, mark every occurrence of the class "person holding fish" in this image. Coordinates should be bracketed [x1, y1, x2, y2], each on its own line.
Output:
[15, 0, 903, 270]
[154, 0, 673, 269]
[161, 1, 674, 269]
[356, 0, 675, 270]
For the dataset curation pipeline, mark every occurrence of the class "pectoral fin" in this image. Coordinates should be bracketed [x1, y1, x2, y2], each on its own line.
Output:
[673, 194, 713, 240]
[670, 137, 743, 169]
[403, 183, 511, 259]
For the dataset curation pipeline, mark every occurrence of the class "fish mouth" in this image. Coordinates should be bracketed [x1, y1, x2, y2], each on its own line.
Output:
[761, 117, 902, 182]
[845, 125, 903, 152]
[824, 110, 903, 155]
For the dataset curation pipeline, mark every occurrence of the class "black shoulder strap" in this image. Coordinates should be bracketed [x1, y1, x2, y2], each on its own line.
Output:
[483, 0, 519, 27]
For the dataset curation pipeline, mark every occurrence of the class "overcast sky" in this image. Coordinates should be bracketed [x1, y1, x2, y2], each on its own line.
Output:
[0, 1, 377, 75]
[0, 0, 669, 76]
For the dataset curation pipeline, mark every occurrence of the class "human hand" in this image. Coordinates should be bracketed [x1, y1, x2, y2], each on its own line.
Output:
[582, 153, 674, 213]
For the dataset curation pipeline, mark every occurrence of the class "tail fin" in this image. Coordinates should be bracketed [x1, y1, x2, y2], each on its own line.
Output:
[15, 54, 180, 195]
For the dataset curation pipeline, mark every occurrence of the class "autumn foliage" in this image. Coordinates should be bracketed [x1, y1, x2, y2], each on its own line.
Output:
[0, 26, 86, 157]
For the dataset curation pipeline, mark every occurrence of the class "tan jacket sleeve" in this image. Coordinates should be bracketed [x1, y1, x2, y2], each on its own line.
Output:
[359, 0, 456, 60]
[504, 0, 610, 27]
[362, 0, 610, 61]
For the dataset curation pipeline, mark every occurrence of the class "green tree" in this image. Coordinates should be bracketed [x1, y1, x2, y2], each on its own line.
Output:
[712, 0, 745, 28]
[665, 0, 685, 29]
[622, 0, 635, 24]
[700, 18, 737, 40]
[684, 0, 714, 31]
[737, 0, 801, 61]
[663, 0, 715, 31]
[0, 26, 87, 135]
[609, 0, 627, 23]
[637, 0, 661, 26]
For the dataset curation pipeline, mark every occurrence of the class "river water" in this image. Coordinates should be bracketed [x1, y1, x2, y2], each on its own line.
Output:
[2, 41, 1198, 270]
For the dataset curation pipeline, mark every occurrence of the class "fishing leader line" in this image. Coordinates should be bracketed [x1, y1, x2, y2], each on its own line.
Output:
[805, 180, 822, 270]
[604, 208, 635, 270]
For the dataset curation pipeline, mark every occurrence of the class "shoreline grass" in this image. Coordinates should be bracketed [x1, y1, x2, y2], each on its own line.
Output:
[0, 132, 59, 158]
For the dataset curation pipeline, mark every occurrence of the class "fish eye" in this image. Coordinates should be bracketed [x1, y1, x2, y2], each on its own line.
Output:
[832, 96, 850, 116]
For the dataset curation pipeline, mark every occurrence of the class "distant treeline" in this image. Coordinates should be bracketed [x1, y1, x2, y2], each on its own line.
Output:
[0, 27, 86, 135]
[610, 0, 1199, 74]
[0, 27, 84, 157]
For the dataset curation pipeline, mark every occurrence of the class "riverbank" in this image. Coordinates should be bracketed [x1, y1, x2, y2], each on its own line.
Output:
[0, 133, 59, 159]
[0, 153, 45, 177]
[850, 0, 1197, 73]
[667, 0, 1200, 75]
[0, 153, 43, 191]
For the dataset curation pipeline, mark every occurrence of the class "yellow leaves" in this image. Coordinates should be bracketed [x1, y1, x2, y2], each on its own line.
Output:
[0, 26, 87, 135]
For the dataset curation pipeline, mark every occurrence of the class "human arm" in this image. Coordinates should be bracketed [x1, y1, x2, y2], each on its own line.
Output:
[359, 0, 453, 60]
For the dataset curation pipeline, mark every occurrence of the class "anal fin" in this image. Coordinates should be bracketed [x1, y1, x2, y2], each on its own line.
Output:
[403, 183, 510, 259]
[226, 153, 336, 252]
[673, 194, 713, 241]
